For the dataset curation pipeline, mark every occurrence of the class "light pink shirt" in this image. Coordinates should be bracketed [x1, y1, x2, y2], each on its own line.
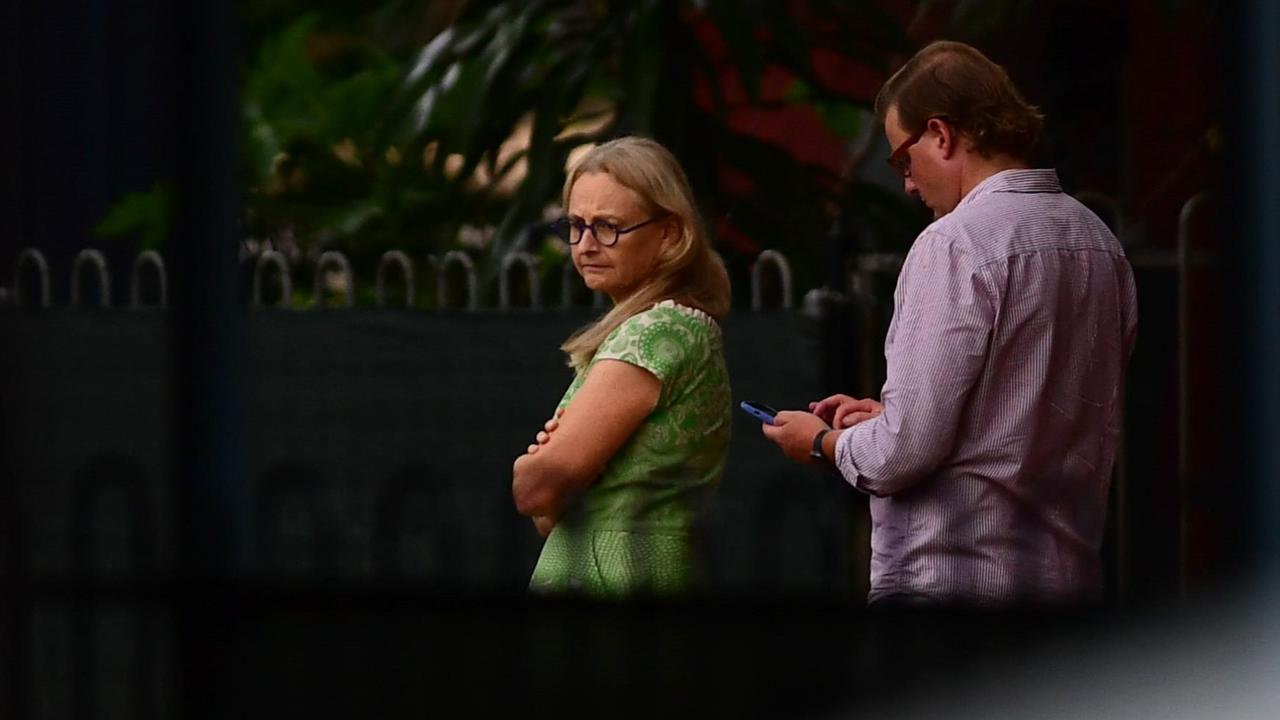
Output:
[835, 169, 1138, 605]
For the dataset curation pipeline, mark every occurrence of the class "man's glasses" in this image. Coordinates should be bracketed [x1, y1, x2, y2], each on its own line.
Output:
[887, 126, 928, 178]
[886, 116, 946, 178]
[550, 214, 669, 246]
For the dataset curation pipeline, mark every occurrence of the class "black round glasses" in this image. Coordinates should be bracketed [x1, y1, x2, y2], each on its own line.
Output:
[549, 214, 669, 247]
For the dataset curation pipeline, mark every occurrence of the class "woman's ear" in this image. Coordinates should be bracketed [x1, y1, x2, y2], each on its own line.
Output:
[658, 217, 682, 255]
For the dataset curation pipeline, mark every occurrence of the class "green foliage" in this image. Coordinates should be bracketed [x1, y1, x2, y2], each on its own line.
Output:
[92, 184, 173, 251]
[98, 0, 931, 305]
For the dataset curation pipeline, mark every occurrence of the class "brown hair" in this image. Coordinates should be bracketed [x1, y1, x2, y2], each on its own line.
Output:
[559, 137, 731, 370]
[874, 40, 1044, 161]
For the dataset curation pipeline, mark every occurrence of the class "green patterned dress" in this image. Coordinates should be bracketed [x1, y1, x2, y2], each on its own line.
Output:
[529, 300, 732, 597]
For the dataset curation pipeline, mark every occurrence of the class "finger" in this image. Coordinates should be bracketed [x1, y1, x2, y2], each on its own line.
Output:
[811, 398, 836, 415]
[811, 395, 851, 422]
[761, 422, 780, 441]
[527, 444, 539, 454]
[772, 411, 798, 426]
[544, 418, 559, 432]
[536, 431, 550, 444]
[555, 407, 565, 418]
[833, 404, 860, 428]
[839, 411, 880, 428]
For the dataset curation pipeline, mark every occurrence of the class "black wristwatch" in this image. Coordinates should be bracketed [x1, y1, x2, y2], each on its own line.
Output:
[810, 428, 832, 463]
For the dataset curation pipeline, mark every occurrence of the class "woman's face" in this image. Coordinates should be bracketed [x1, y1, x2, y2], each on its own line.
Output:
[567, 171, 673, 303]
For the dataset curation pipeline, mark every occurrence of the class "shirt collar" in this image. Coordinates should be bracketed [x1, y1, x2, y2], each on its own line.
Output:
[958, 168, 1062, 209]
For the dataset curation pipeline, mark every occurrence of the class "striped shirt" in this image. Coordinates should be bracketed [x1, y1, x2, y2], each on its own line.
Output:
[834, 169, 1138, 605]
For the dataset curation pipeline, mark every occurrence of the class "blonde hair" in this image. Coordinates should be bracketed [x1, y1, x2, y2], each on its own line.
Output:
[560, 137, 731, 370]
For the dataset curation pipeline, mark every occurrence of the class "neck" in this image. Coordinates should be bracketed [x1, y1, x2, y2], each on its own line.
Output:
[958, 152, 1029, 200]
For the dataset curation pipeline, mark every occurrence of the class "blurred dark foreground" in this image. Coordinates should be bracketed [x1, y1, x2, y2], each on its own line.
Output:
[5, 577, 1278, 719]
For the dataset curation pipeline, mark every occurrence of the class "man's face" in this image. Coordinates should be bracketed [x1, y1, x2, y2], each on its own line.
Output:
[884, 106, 959, 219]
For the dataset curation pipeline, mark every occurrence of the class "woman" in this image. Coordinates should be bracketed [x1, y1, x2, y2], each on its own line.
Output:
[511, 137, 732, 597]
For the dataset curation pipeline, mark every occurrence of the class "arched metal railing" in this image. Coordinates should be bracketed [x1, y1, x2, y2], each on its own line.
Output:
[313, 251, 354, 309]
[436, 250, 478, 311]
[70, 249, 111, 308]
[498, 251, 541, 310]
[129, 250, 167, 308]
[252, 250, 292, 307]
[1175, 189, 1212, 599]
[14, 247, 51, 308]
[376, 250, 415, 308]
[751, 249, 794, 310]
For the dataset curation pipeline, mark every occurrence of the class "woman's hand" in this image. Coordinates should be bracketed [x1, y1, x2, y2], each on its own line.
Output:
[512, 359, 658, 518]
[524, 408, 565, 455]
[809, 394, 883, 429]
[532, 514, 558, 538]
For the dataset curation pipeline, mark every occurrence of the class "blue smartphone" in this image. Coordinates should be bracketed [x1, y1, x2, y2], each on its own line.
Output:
[739, 400, 779, 425]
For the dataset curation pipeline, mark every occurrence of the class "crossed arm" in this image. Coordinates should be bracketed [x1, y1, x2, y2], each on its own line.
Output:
[512, 359, 660, 536]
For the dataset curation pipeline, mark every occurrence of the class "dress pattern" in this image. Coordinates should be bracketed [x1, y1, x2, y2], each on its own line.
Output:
[529, 300, 732, 597]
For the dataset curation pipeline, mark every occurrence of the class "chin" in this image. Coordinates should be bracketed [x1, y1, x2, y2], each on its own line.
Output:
[581, 277, 614, 297]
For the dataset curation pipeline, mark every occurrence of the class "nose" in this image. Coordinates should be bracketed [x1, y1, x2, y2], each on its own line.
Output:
[576, 224, 602, 251]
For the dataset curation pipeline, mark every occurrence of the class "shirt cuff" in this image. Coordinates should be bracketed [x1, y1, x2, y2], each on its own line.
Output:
[833, 421, 881, 497]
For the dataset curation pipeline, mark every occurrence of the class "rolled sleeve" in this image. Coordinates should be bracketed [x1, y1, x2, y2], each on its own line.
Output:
[832, 231, 995, 496]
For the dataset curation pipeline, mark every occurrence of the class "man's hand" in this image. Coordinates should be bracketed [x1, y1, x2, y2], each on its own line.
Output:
[810, 394, 883, 429]
[761, 411, 831, 464]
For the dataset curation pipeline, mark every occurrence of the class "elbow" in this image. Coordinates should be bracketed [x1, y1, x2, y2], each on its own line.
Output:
[513, 487, 548, 517]
[513, 456, 583, 517]
[512, 467, 553, 517]
[859, 456, 940, 496]
[513, 479, 555, 517]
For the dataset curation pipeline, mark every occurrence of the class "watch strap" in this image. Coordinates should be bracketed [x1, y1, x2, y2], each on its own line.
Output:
[810, 428, 832, 462]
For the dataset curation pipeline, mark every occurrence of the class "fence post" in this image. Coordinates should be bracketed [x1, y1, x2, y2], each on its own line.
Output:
[130, 250, 168, 308]
[312, 251, 354, 309]
[751, 250, 794, 310]
[1176, 190, 1210, 599]
[436, 251, 478, 311]
[70, 249, 111, 308]
[376, 250, 415, 308]
[252, 250, 292, 307]
[13, 248, 51, 308]
[499, 251, 541, 310]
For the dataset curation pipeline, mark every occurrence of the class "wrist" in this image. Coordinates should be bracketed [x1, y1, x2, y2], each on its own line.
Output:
[810, 428, 833, 463]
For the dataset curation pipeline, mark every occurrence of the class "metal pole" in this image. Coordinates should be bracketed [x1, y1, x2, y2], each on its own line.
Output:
[1223, 2, 1280, 580]
[169, 3, 246, 717]
[1176, 191, 1209, 599]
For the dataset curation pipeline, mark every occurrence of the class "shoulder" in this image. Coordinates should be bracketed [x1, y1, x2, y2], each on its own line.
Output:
[597, 301, 719, 380]
[905, 222, 981, 276]
[609, 300, 718, 340]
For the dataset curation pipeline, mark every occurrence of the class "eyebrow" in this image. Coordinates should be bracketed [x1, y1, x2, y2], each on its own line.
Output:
[569, 213, 623, 223]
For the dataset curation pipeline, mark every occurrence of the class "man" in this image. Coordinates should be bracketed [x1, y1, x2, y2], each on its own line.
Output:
[763, 41, 1138, 606]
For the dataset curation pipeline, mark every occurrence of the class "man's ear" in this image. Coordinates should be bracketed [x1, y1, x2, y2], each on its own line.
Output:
[928, 116, 958, 159]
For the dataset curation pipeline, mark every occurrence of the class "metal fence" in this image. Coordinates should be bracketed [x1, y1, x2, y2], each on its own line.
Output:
[0, 190, 1218, 717]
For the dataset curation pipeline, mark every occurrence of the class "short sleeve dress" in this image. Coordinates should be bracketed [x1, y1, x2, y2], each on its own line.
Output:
[528, 300, 732, 597]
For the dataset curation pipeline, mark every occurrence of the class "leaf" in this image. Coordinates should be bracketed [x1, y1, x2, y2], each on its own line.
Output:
[816, 100, 867, 140]
[312, 198, 384, 237]
[705, 2, 766, 99]
[93, 184, 173, 251]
